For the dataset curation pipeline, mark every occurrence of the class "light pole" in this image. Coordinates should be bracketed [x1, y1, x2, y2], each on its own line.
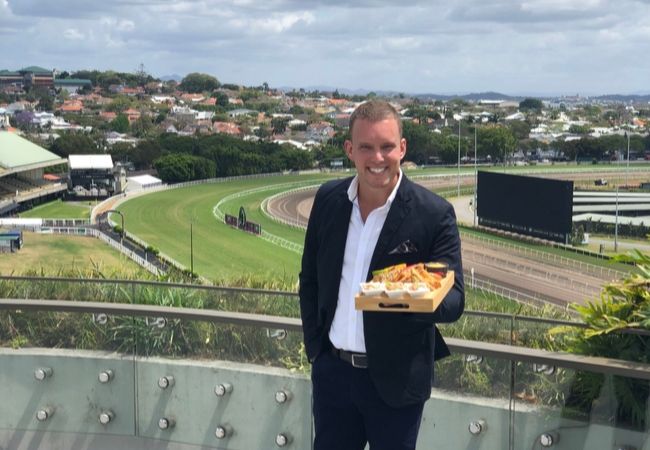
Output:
[474, 126, 478, 227]
[625, 132, 630, 188]
[190, 221, 194, 275]
[457, 119, 461, 198]
[614, 185, 619, 253]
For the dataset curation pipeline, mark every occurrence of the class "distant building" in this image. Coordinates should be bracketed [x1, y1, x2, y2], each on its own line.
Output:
[68, 154, 120, 197]
[53, 78, 92, 93]
[0, 66, 55, 89]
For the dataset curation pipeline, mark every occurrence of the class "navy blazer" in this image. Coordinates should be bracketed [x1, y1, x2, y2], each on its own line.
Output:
[299, 174, 465, 408]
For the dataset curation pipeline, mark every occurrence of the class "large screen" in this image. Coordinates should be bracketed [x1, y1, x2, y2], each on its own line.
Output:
[477, 171, 573, 243]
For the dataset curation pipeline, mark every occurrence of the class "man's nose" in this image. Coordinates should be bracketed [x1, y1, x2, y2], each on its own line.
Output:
[369, 148, 384, 160]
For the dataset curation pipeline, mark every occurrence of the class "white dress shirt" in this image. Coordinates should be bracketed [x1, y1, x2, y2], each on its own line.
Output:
[328, 171, 403, 353]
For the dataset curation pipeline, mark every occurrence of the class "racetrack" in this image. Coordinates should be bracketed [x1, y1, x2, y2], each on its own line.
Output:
[266, 171, 628, 308]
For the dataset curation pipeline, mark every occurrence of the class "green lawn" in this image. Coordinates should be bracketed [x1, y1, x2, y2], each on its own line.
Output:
[0, 232, 144, 276]
[117, 174, 334, 282]
[20, 200, 92, 219]
[118, 169, 639, 283]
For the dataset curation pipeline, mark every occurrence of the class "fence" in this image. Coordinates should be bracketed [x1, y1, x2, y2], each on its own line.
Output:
[461, 231, 626, 280]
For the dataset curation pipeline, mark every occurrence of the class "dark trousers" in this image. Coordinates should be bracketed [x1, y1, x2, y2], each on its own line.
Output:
[311, 351, 424, 450]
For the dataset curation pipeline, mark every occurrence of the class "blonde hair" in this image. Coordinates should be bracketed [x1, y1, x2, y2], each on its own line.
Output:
[349, 100, 402, 137]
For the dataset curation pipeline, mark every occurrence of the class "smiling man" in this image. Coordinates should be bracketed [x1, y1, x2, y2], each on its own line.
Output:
[299, 100, 465, 450]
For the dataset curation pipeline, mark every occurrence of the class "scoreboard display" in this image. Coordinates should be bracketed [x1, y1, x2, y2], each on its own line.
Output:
[477, 171, 573, 243]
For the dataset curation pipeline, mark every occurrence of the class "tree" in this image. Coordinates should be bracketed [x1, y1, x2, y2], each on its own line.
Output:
[131, 140, 163, 169]
[477, 126, 517, 162]
[179, 73, 220, 93]
[110, 114, 130, 133]
[508, 120, 531, 141]
[213, 91, 229, 107]
[37, 93, 54, 111]
[50, 134, 97, 157]
[271, 116, 290, 134]
[131, 114, 154, 137]
[568, 124, 591, 135]
[14, 111, 35, 130]
[519, 98, 543, 112]
[107, 142, 135, 163]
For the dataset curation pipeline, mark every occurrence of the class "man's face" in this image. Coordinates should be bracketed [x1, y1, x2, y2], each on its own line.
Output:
[344, 117, 406, 200]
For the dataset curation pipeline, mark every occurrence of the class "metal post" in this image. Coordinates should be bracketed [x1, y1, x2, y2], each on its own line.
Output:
[190, 221, 194, 275]
[474, 127, 478, 227]
[625, 132, 630, 188]
[457, 120, 461, 198]
[614, 185, 619, 253]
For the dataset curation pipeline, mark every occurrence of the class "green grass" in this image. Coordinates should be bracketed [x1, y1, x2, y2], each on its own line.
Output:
[20, 200, 91, 219]
[117, 174, 333, 282]
[118, 170, 638, 282]
[0, 232, 145, 276]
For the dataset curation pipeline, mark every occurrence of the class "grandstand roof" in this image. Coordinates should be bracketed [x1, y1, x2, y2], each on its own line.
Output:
[69, 154, 113, 170]
[20, 66, 51, 74]
[0, 132, 66, 176]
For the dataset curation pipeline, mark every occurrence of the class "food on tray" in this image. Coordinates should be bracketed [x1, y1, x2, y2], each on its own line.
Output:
[359, 263, 449, 298]
[406, 282, 429, 298]
[424, 262, 449, 277]
[356, 264, 454, 312]
[371, 263, 442, 290]
[360, 282, 385, 296]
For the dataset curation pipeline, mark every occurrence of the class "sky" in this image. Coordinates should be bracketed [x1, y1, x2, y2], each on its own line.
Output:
[1, 0, 650, 96]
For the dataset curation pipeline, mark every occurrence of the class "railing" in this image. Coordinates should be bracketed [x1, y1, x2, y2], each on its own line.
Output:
[1, 293, 649, 450]
[461, 231, 626, 279]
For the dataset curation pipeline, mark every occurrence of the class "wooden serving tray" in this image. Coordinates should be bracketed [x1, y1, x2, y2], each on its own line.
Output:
[355, 271, 454, 313]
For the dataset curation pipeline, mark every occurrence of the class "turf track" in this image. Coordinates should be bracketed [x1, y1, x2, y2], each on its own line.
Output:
[116, 174, 332, 281]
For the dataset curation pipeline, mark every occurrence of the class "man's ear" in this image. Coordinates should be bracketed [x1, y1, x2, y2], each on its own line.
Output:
[344, 140, 353, 160]
[400, 138, 407, 160]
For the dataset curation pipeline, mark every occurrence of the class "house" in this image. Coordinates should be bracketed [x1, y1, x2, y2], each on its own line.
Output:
[151, 96, 175, 105]
[58, 100, 83, 113]
[505, 112, 525, 121]
[53, 78, 92, 94]
[180, 93, 205, 103]
[213, 122, 242, 136]
[99, 111, 117, 122]
[123, 108, 141, 123]
[307, 121, 335, 142]
[227, 108, 256, 118]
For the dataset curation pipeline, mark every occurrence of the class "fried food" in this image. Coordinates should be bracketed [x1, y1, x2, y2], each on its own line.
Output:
[371, 263, 442, 290]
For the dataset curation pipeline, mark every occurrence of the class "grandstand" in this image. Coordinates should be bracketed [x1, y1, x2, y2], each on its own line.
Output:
[0, 131, 68, 215]
[68, 154, 126, 198]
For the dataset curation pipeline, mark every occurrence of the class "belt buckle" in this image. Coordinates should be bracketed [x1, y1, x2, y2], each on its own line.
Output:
[351, 354, 367, 369]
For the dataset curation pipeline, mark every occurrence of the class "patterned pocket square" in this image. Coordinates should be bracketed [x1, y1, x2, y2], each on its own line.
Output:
[388, 240, 418, 255]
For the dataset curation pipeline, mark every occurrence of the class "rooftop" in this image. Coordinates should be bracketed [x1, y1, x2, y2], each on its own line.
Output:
[0, 131, 63, 170]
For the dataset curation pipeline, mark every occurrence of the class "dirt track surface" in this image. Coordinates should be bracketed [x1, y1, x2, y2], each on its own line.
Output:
[266, 173, 625, 307]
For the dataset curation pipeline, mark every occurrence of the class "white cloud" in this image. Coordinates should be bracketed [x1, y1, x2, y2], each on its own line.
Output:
[230, 11, 314, 33]
[116, 19, 135, 31]
[0, 0, 649, 95]
[63, 28, 85, 40]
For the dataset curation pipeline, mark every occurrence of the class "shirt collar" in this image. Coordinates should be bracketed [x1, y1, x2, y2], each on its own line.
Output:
[347, 169, 403, 208]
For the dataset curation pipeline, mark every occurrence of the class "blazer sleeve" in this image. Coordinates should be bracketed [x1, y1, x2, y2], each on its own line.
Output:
[428, 201, 465, 323]
[298, 187, 322, 358]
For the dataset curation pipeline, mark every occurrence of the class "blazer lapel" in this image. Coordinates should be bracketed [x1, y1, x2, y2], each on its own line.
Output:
[368, 179, 412, 277]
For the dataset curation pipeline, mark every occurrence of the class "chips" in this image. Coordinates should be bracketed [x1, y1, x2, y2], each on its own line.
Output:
[371, 263, 442, 290]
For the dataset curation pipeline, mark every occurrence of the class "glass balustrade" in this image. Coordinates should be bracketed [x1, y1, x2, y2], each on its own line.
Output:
[512, 365, 650, 450]
[1, 278, 650, 450]
[0, 307, 136, 438]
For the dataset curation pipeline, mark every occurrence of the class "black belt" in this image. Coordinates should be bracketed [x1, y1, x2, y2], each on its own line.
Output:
[331, 347, 368, 369]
